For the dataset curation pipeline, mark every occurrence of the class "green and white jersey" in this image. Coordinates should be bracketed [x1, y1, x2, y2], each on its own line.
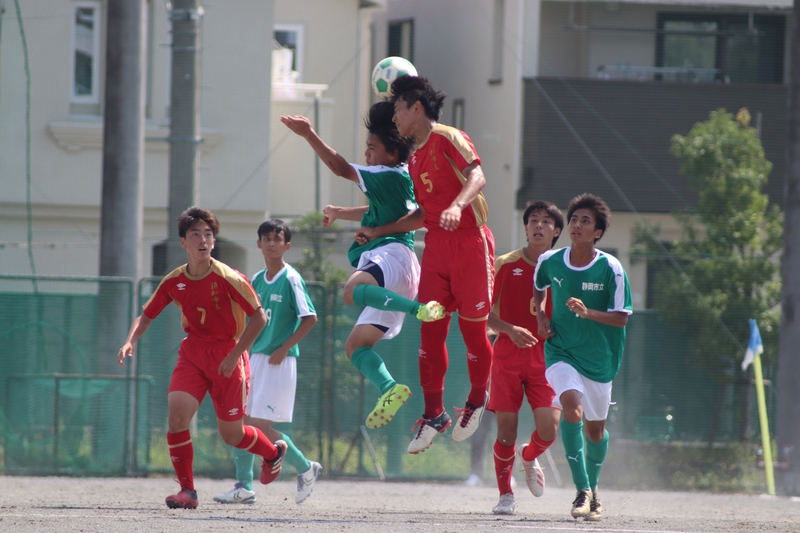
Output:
[250, 264, 316, 357]
[534, 247, 633, 383]
[347, 163, 418, 267]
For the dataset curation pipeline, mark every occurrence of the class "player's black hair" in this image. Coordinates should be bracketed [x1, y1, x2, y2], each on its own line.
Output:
[390, 76, 446, 121]
[522, 200, 564, 248]
[178, 206, 220, 238]
[257, 219, 292, 243]
[567, 193, 611, 243]
[365, 101, 416, 164]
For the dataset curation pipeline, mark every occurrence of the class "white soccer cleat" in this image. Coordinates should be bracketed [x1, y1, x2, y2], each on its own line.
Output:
[295, 461, 322, 504]
[407, 411, 452, 454]
[517, 444, 545, 497]
[492, 493, 516, 515]
[451, 392, 488, 442]
[212, 482, 256, 505]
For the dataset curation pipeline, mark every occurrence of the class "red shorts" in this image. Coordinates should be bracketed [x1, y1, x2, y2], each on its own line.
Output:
[169, 336, 249, 422]
[488, 335, 558, 414]
[418, 225, 495, 319]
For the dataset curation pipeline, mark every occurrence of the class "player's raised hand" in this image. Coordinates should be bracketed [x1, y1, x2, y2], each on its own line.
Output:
[322, 205, 339, 228]
[566, 297, 588, 318]
[117, 343, 134, 366]
[508, 326, 537, 349]
[280, 115, 313, 138]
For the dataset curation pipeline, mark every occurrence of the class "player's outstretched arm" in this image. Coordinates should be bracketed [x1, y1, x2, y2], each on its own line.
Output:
[218, 307, 267, 378]
[268, 314, 318, 365]
[439, 161, 486, 231]
[323, 205, 369, 227]
[487, 312, 536, 349]
[280, 115, 358, 182]
[354, 207, 424, 244]
[117, 314, 153, 366]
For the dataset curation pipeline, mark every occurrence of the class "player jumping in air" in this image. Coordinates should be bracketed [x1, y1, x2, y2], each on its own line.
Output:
[360, 76, 496, 454]
[214, 219, 321, 506]
[117, 207, 284, 509]
[281, 102, 444, 430]
[488, 201, 563, 515]
[534, 194, 632, 521]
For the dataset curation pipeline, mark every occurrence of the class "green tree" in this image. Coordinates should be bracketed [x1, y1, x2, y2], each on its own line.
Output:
[292, 211, 348, 288]
[634, 108, 782, 376]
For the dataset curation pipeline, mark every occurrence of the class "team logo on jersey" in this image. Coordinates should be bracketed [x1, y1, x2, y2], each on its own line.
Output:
[476, 301, 486, 311]
[270, 294, 283, 302]
[228, 408, 239, 416]
[553, 277, 563, 287]
[581, 282, 605, 291]
[512, 268, 523, 276]
[177, 283, 186, 291]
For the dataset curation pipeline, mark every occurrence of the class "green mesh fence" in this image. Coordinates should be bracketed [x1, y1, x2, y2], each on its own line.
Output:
[0, 275, 778, 477]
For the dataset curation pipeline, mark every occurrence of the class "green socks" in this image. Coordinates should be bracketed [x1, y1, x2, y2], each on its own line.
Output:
[279, 431, 311, 474]
[352, 284, 420, 316]
[585, 429, 609, 491]
[233, 446, 255, 490]
[561, 419, 590, 490]
[351, 345, 396, 394]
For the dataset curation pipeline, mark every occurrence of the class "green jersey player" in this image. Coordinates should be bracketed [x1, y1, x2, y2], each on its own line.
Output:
[281, 102, 444, 431]
[534, 193, 632, 522]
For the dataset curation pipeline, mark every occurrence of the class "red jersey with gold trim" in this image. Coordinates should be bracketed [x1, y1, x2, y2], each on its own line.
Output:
[409, 124, 489, 231]
[492, 248, 552, 344]
[143, 259, 261, 342]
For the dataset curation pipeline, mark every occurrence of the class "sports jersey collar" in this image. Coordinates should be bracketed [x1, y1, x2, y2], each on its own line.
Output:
[262, 264, 287, 285]
[563, 247, 602, 271]
[183, 259, 215, 281]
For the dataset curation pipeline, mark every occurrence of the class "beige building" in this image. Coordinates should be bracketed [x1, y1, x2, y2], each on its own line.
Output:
[0, 0, 385, 279]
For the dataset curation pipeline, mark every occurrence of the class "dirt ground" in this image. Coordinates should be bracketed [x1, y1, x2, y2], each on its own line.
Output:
[1, 476, 800, 533]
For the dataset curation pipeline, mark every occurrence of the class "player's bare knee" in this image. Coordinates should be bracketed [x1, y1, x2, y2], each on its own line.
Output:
[342, 284, 356, 306]
[220, 428, 245, 447]
[496, 431, 516, 447]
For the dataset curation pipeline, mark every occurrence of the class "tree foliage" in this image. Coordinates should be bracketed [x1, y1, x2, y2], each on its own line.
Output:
[633, 108, 782, 375]
[292, 211, 347, 288]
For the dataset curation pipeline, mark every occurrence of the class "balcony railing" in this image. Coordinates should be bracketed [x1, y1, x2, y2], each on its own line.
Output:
[597, 64, 721, 83]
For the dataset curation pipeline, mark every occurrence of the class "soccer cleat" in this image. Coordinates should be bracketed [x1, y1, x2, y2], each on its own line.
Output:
[212, 482, 256, 505]
[517, 444, 545, 497]
[165, 488, 199, 509]
[571, 489, 592, 518]
[259, 440, 288, 485]
[586, 490, 603, 521]
[492, 493, 516, 515]
[416, 301, 445, 322]
[407, 411, 452, 454]
[451, 391, 489, 442]
[366, 384, 412, 429]
[295, 461, 323, 504]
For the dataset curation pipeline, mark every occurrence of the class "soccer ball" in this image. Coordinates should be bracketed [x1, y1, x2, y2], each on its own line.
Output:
[371, 56, 418, 100]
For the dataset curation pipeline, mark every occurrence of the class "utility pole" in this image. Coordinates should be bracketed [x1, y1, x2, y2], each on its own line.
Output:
[777, 0, 800, 496]
[96, 0, 147, 470]
[164, 0, 203, 272]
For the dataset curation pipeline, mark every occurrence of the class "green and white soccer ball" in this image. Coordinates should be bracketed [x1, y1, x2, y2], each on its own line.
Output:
[371, 56, 418, 100]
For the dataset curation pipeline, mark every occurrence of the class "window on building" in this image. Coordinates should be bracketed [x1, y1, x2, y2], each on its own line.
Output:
[452, 99, 465, 130]
[274, 24, 304, 82]
[656, 13, 785, 84]
[72, 1, 102, 103]
[490, 0, 504, 83]
[388, 19, 414, 62]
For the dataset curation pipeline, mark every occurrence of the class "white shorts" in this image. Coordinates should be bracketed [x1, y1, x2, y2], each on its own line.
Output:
[545, 361, 613, 421]
[355, 242, 421, 340]
[246, 353, 297, 422]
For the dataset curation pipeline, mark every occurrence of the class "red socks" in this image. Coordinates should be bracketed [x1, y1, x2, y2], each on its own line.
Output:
[494, 440, 516, 494]
[522, 430, 554, 461]
[236, 425, 278, 459]
[167, 430, 194, 491]
[458, 317, 493, 407]
[419, 318, 450, 417]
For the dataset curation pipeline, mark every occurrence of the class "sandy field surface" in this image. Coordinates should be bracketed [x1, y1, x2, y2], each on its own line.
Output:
[1, 476, 800, 533]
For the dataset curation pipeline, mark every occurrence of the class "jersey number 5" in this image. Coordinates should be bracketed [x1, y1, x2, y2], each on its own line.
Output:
[420, 172, 433, 193]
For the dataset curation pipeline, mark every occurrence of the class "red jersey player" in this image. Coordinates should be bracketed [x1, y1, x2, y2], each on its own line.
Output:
[117, 207, 285, 509]
[486, 201, 564, 515]
[358, 76, 496, 454]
